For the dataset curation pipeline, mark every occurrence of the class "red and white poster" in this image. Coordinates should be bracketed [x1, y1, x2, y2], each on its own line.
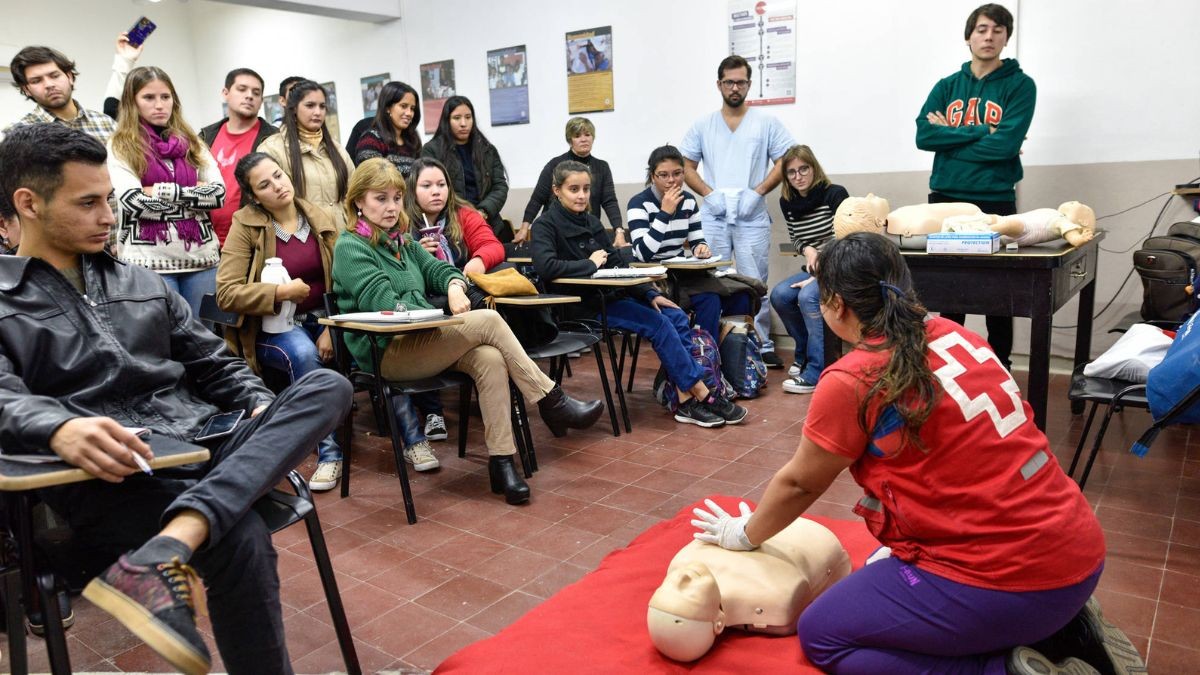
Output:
[727, 0, 796, 106]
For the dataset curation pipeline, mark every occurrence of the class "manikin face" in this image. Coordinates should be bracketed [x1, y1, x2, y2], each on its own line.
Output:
[653, 563, 722, 620]
[449, 104, 473, 143]
[862, 194, 890, 222]
[414, 166, 449, 217]
[967, 15, 1008, 63]
[21, 61, 75, 111]
[785, 157, 814, 195]
[296, 90, 327, 133]
[553, 171, 591, 213]
[389, 92, 417, 133]
[651, 159, 685, 194]
[356, 187, 404, 229]
[135, 79, 174, 127]
[17, 162, 116, 259]
[222, 75, 263, 120]
[718, 65, 750, 108]
[569, 132, 594, 157]
[246, 159, 294, 214]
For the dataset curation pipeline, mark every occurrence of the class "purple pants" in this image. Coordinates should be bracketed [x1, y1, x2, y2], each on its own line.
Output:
[798, 556, 1103, 674]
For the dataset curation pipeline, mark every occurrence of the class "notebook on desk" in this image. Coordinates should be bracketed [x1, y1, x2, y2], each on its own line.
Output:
[328, 309, 446, 323]
[592, 266, 667, 278]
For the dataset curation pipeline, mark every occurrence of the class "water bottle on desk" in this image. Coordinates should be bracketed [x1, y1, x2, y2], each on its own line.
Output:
[260, 257, 296, 333]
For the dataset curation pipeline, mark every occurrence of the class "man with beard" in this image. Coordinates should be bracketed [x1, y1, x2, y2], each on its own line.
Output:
[7, 41, 137, 144]
[199, 68, 279, 244]
[681, 55, 794, 366]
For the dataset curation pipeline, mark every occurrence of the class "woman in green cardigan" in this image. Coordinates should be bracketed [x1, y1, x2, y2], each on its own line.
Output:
[332, 159, 603, 503]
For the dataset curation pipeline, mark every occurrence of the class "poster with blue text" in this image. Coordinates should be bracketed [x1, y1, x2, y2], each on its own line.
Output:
[487, 45, 529, 126]
[727, 0, 796, 105]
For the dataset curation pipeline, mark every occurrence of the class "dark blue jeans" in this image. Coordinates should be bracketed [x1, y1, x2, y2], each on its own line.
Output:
[769, 272, 824, 383]
[41, 369, 352, 674]
[603, 299, 703, 391]
[256, 314, 342, 462]
[799, 556, 1103, 674]
[688, 291, 753, 343]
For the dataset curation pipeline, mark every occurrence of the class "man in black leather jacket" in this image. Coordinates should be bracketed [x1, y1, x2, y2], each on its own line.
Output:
[0, 124, 351, 674]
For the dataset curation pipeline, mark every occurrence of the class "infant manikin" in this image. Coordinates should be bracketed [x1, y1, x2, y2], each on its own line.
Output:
[646, 517, 851, 662]
[833, 194, 1096, 249]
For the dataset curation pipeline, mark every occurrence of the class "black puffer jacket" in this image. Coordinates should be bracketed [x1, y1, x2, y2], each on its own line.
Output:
[531, 200, 658, 317]
[0, 253, 274, 453]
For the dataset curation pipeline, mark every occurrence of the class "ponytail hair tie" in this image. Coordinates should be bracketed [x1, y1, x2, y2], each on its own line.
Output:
[879, 280, 906, 300]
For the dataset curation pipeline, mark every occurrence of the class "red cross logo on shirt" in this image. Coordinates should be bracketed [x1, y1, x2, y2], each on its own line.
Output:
[928, 331, 1026, 438]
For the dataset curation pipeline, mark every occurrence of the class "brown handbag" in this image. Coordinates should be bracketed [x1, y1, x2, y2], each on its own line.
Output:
[466, 267, 538, 298]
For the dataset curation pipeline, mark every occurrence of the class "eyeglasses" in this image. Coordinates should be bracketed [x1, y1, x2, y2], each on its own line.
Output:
[785, 166, 812, 177]
[720, 79, 750, 90]
[653, 170, 684, 181]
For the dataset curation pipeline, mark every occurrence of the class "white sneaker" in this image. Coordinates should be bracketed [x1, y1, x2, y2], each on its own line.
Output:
[424, 413, 448, 441]
[403, 441, 440, 472]
[782, 376, 817, 394]
[787, 362, 801, 378]
[308, 460, 342, 492]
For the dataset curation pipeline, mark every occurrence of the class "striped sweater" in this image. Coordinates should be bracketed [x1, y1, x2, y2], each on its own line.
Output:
[782, 183, 849, 253]
[626, 186, 707, 262]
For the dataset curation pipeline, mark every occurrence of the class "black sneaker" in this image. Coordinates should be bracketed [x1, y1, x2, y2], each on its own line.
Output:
[707, 395, 748, 425]
[1007, 646, 1100, 675]
[761, 351, 784, 368]
[83, 554, 211, 675]
[26, 589, 74, 636]
[1028, 596, 1146, 675]
[674, 398, 725, 428]
[424, 413, 449, 441]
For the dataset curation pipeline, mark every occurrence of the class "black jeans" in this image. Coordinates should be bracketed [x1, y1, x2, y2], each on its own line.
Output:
[40, 369, 352, 674]
[928, 192, 1017, 369]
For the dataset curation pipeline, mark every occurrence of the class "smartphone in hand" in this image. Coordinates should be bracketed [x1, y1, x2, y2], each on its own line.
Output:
[127, 16, 157, 47]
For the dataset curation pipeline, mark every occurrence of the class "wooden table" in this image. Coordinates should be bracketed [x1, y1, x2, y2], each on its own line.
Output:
[899, 235, 1104, 430]
[507, 256, 533, 264]
[1, 436, 209, 674]
[491, 294, 581, 306]
[320, 314, 464, 523]
[552, 276, 666, 434]
[630, 259, 733, 271]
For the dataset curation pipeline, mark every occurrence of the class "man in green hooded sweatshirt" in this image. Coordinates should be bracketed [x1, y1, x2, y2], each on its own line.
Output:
[915, 3, 1035, 370]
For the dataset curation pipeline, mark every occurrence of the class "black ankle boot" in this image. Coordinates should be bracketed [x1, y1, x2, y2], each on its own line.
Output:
[488, 455, 530, 504]
[537, 386, 604, 437]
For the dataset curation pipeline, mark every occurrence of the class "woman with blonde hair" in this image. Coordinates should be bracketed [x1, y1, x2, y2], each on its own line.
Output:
[331, 159, 603, 503]
[259, 80, 353, 227]
[108, 65, 225, 317]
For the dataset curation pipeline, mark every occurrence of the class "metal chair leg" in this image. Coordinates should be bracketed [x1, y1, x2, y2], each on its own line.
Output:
[3, 566, 27, 675]
[339, 403, 354, 498]
[626, 334, 642, 393]
[513, 383, 537, 474]
[381, 387, 417, 524]
[593, 343, 621, 437]
[1066, 402, 1099, 478]
[457, 383, 471, 459]
[1078, 402, 1120, 490]
[37, 572, 71, 675]
[301, 504, 361, 674]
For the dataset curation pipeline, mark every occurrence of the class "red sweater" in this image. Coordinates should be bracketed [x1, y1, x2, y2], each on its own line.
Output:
[456, 206, 505, 270]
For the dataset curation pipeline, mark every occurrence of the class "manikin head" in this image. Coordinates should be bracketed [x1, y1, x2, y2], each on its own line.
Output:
[646, 562, 725, 662]
[833, 194, 890, 239]
[1058, 201, 1096, 235]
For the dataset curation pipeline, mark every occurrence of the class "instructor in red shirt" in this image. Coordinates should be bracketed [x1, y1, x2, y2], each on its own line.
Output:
[693, 232, 1143, 675]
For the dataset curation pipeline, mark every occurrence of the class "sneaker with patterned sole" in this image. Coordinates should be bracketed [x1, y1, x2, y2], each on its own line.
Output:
[1008, 646, 1100, 675]
[707, 395, 748, 425]
[82, 555, 210, 675]
[308, 460, 342, 492]
[424, 414, 448, 441]
[403, 440, 440, 471]
[674, 398, 725, 428]
[1030, 596, 1147, 675]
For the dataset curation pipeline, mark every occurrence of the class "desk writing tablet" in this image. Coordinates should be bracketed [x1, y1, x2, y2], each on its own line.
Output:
[0, 434, 210, 491]
[490, 294, 581, 306]
[319, 315, 465, 333]
[630, 260, 733, 271]
[507, 256, 533, 264]
[552, 276, 665, 287]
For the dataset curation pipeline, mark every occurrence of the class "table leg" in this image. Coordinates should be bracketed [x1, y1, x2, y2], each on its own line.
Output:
[600, 296, 633, 433]
[372, 342, 417, 524]
[1028, 297, 1053, 432]
[1072, 279, 1097, 415]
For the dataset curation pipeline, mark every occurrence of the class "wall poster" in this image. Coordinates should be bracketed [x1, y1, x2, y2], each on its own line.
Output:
[727, 0, 796, 105]
[319, 81, 341, 144]
[420, 60, 456, 134]
[487, 45, 529, 126]
[565, 25, 614, 114]
[360, 73, 390, 118]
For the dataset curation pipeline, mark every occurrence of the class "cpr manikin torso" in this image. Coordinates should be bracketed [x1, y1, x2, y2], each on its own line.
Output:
[646, 517, 851, 662]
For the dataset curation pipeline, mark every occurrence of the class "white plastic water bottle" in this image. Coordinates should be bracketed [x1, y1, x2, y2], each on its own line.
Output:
[260, 257, 296, 333]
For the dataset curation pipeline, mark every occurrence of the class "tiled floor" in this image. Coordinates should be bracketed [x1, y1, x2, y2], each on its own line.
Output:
[7, 351, 1200, 673]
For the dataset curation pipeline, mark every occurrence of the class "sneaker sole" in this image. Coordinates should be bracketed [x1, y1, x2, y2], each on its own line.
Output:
[722, 408, 748, 425]
[782, 384, 816, 394]
[308, 478, 339, 491]
[673, 413, 725, 428]
[82, 578, 210, 675]
[426, 432, 449, 441]
[1083, 597, 1148, 675]
[408, 459, 440, 472]
[28, 610, 75, 636]
[1010, 647, 1099, 675]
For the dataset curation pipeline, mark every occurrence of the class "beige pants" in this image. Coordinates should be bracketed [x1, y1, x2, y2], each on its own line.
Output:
[380, 309, 554, 456]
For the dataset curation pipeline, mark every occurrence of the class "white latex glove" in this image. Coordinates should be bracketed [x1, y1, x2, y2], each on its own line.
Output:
[703, 191, 726, 219]
[691, 498, 756, 551]
[737, 190, 764, 219]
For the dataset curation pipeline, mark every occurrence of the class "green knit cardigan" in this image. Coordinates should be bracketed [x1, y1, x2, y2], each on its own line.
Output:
[331, 232, 466, 370]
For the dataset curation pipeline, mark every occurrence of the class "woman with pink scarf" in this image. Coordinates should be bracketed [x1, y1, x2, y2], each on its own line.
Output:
[108, 66, 225, 317]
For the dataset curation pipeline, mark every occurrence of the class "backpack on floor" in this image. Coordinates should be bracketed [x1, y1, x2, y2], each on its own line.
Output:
[1133, 222, 1200, 324]
[718, 316, 768, 399]
[652, 327, 732, 413]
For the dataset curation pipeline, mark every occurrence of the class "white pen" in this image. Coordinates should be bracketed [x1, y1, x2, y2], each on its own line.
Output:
[129, 448, 153, 475]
